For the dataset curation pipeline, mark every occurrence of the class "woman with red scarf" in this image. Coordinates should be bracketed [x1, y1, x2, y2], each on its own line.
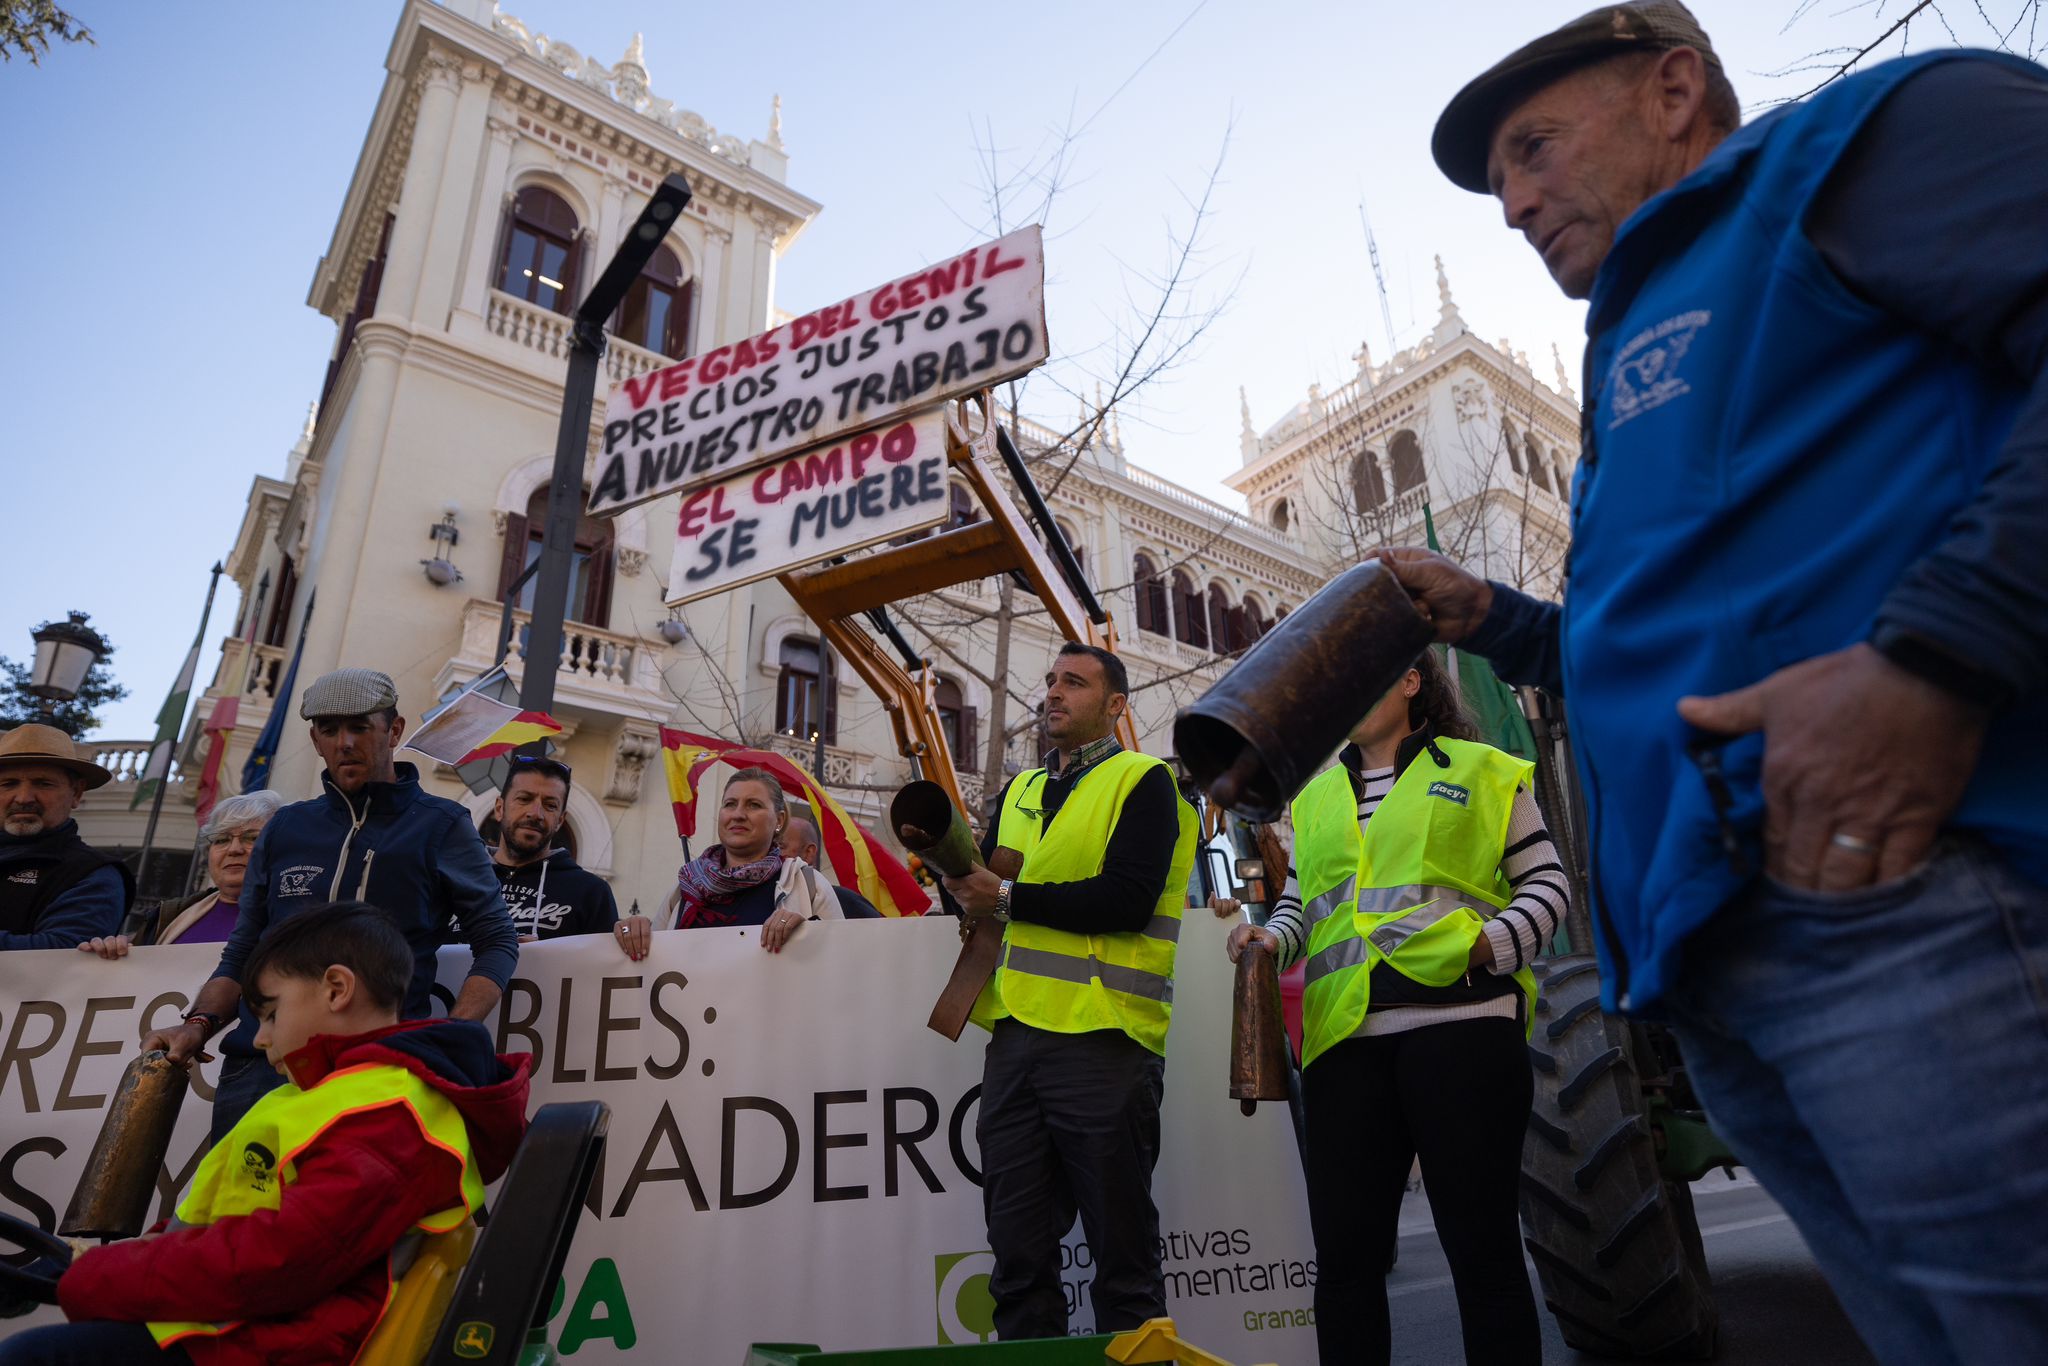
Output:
[674, 768, 839, 952]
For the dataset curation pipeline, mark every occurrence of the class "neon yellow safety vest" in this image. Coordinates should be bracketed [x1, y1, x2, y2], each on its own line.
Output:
[1290, 737, 1539, 1068]
[149, 1061, 484, 1349]
[969, 749, 1198, 1055]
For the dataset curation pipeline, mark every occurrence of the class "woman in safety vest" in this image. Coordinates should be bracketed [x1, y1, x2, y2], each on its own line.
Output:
[1228, 649, 1565, 1366]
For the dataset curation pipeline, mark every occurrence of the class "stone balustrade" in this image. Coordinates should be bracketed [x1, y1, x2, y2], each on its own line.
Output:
[449, 599, 673, 724]
[80, 740, 176, 785]
[485, 290, 672, 383]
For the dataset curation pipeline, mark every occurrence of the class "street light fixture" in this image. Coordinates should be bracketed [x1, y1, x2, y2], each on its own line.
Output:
[29, 611, 108, 708]
[521, 172, 693, 725]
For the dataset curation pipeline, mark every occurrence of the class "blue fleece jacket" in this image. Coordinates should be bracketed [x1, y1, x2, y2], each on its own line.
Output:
[210, 762, 519, 1055]
[1468, 52, 2048, 1014]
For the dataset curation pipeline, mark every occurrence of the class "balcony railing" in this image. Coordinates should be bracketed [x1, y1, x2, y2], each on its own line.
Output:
[448, 599, 673, 722]
[80, 740, 177, 785]
[485, 289, 672, 383]
[763, 732, 873, 791]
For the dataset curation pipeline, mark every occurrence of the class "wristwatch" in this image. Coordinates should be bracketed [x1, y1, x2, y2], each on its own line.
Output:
[993, 879, 1014, 923]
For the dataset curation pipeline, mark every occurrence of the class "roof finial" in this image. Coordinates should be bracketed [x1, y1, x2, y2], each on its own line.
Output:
[1435, 254, 1460, 322]
[623, 31, 645, 67]
[1239, 386, 1258, 460]
[1552, 342, 1576, 400]
[768, 93, 785, 151]
[302, 400, 318, 442]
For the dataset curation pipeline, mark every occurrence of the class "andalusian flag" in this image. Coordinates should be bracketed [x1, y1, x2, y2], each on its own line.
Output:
[457, 711, 563, 764]
[659, 728, 930, 917]
[133, 568, 226, 809]
[1423, 503, 1537, 760]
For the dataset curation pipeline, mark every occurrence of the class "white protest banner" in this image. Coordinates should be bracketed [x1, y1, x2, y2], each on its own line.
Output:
[589, 225, 1047, 515]
[0, 919, 1317, 1362]
[664, 410, 951, 607]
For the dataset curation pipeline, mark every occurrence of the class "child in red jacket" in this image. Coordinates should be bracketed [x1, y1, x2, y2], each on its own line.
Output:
[0, 902, 530, 1366]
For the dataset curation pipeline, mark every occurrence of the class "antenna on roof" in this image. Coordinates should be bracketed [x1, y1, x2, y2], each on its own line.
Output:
[1358, 197, 1398, 356]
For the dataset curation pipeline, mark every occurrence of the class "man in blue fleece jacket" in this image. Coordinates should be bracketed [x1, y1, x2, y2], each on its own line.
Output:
[1399, 5, 2048, 1363]
[144, 668, 519, 1141]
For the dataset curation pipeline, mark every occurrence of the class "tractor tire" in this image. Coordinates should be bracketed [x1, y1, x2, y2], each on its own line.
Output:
[1519, 956, 1719, 1360]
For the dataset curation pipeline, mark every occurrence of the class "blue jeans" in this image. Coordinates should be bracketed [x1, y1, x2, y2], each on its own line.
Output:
[1664, 836, 2048, 1365]
[0, 1322, 189, 1365]
[208, 1054, 284, 1146]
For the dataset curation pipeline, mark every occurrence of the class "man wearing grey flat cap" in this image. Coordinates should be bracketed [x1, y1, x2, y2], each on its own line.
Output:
[1367, 5, 2048, 1362]
[143, 668, 520, 1140]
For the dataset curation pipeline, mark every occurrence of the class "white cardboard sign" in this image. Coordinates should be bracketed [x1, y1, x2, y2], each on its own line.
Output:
[662, 409, 952, 607]
[590, 225, 1046, 515]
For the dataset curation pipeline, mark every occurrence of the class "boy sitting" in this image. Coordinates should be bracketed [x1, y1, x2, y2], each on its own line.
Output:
[1, 902, 531, 1365]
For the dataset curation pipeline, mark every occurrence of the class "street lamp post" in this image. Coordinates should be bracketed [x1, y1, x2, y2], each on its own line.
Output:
[29, 611, 109, 726]
[519, 173, 693, 733]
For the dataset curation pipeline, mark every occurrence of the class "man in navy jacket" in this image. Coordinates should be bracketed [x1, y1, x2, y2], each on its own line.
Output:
[1395, 5, 2048, 1362]
[145, 668, 520, 1141]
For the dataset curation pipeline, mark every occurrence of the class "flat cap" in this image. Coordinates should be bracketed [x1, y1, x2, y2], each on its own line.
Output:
[1432, 2, 1722, 193]
[300, 667, 400, 719]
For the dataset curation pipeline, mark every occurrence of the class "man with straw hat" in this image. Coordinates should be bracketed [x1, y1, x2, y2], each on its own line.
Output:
[0, 723, 133, 950]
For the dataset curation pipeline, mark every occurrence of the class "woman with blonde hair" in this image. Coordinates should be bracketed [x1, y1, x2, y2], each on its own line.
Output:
[671, 768, 838, 952]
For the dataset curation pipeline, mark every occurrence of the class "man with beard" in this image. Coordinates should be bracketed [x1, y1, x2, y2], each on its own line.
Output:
[0, 725, 132, 950]
[483, 757, 647, 959]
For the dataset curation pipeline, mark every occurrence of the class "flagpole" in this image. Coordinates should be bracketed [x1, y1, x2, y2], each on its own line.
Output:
[134, 562, 224, 897]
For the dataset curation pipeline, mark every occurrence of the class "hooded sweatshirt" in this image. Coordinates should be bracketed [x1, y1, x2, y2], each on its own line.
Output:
[491, 846, 619, 940]
[58, 1018, 531, 1366]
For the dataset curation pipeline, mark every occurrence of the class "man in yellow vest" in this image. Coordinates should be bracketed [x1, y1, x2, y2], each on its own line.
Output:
[943, 642, 1198, 1340]
[5, 903, 531, 1366]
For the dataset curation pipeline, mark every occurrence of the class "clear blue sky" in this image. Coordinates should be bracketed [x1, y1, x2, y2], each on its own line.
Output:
[1, 0, 2025, 737]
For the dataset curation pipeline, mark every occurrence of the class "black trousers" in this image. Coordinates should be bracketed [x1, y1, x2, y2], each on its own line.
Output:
[1303, 1017, 1541, 1366]
[977, 1020, 1166, 1339]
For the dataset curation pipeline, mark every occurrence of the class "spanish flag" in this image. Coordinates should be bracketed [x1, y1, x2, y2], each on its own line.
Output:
[659, 728, 930, 917]
[458, 711, 564, 764]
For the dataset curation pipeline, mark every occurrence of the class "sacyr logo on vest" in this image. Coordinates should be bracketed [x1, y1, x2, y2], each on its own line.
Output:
[933, 1251, 997, 1344]
[1426, 781, 1469, 807]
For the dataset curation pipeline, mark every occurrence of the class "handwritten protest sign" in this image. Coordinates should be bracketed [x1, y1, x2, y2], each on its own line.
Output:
[590, 225, 1046, 515]
[663, 409, 950, 606]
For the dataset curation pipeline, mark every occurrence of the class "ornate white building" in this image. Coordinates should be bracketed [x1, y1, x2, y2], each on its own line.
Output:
[75, 0, 1577, 909]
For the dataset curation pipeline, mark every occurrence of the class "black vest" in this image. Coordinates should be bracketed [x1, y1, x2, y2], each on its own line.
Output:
[0, 825, 133, 937]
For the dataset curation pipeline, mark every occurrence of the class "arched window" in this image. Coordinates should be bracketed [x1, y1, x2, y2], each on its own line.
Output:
[1389, 430, 1426, 494]
[1243, 596, 1270, 646]
[1207, 583, 1231, 650]
[1352, 449, 1387, 511]
[499, 487, 614, 627]
[1270, 498, 1291, 533]
[775, 637, 838, 744]
[935, 676, 976, 764]
[1053, 519, 1084, 574]
[948, 483, 979, 528]
[497, 186, 580, 314]
[1133, 554, 1168, 636]
[617, 243, 693, 358]
[1525, 434, 1551, 493]
[1502, 419, 1524, 475]
[1172, 571, 1207, 649]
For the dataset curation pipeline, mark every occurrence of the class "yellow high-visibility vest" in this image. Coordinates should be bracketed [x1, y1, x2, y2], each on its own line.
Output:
[1291, 737, 1539, 1067]
[148, 1061, 483, 1348]
[969, 749, 1198, 1055]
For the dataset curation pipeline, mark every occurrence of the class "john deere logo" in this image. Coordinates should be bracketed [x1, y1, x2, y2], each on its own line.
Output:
[1427, 781, 1469, 807]
[934, 1251, 997, 1344]
[453, 1321, 495, 1358]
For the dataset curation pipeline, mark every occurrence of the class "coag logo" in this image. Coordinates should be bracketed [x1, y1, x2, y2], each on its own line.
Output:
[1426, 781, 1469, 807]
[933, 1251, 997, 1344]
[277, 864, 325, 898]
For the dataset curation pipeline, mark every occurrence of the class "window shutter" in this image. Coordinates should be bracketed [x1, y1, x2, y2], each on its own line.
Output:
[586, 527, 615, 629]
[497, 514, 529, 602]
[960, 706, 978, 765]
[821, 649, 840, 744]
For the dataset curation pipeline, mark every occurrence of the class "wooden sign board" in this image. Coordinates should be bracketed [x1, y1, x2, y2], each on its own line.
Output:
[591, 224, 1046, 516]
[663, 408, 951, 607]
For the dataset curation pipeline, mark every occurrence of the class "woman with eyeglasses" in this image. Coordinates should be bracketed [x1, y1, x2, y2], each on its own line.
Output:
[77, 791, 284, 958]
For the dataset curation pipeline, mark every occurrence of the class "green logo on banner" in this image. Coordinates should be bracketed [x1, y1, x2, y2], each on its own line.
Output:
[934, 1251, 998, 1344]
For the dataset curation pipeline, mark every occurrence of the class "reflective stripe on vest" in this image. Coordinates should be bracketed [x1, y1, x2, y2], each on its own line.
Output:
[148, 1062, 483, 1347]
[1289, 740, 1539, 1068]
[969, 749, 1198, 1055]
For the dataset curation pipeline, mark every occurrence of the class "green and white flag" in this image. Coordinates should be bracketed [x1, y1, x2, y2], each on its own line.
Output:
[131, 637, 200, 810]
[132, 569, 223, 811]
